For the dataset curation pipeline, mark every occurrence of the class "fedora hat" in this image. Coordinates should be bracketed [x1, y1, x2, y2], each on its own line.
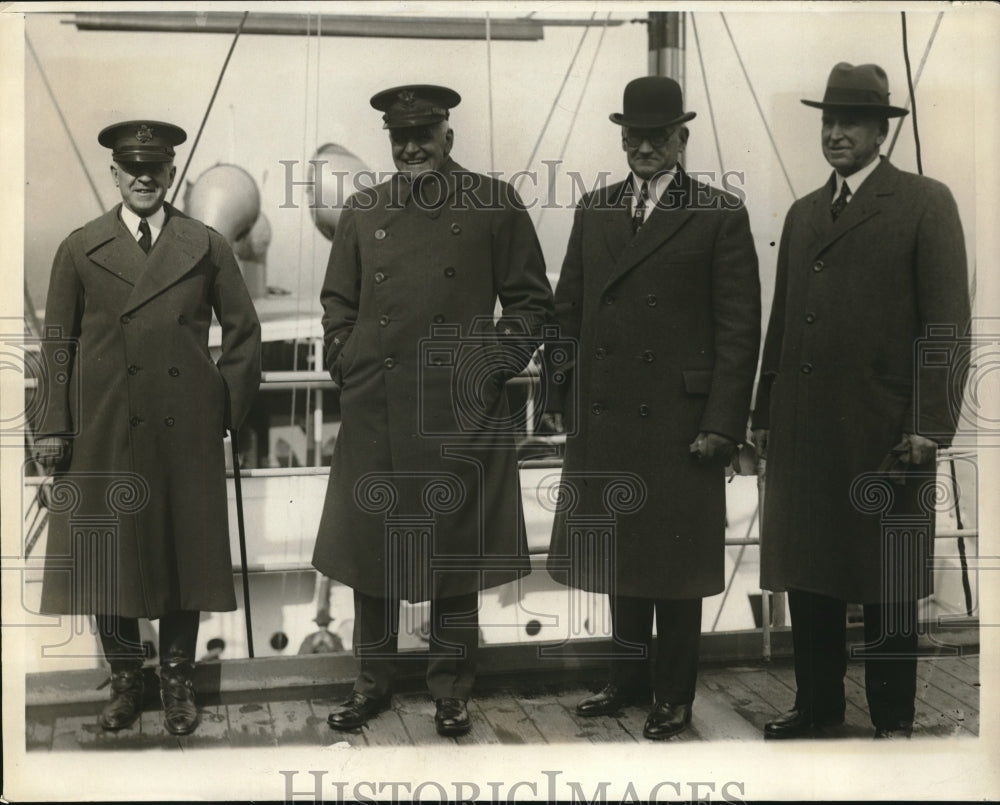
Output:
[801, 62, 909, 117]
[610, 76, 696, 129]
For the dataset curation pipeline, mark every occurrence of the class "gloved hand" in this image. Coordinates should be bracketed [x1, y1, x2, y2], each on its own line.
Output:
[877, 433, 938, 484]
[33, 436, 71, 469]
[538, 411, 564, 434]
[689, 431, 737, 465]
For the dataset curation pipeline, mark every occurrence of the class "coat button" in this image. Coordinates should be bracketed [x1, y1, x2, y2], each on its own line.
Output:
[812, 260, 825, 272]
[429, 210, 441, 220]
[801, 363, 814, 374]
[374, 272, 386, 284]
[638, 404, 650, 417]
[168, 366, 180, 376]
[383, 357, 396, 369]
[451, 223, 461, 234]
[127, 364, 140, 375]
[595, 347, 607, 359]
[379, 315, 390, 327]
[602, 294, 615, 305]
[433, 314, 445, 324]
[805, 313, 816, 324]
[591, 403, 604, 414]
[164, 417, 175, 427]
[177, 314, 187, 325]
[642, 350, 655, 363]
[130, 416, 142, 427]
[120, 314, 131, 324]
[374, 229, 386, 240]
[646, 294, 657, 307]
[444, 266, 456, 278]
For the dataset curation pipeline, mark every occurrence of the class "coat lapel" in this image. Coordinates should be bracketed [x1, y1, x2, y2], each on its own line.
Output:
[124, 205, 209, 313]
[83, 207, 144, 287]
[603, 171, 695, 291]
[600, 180, 633, 264]
[811, 159, 896, 257]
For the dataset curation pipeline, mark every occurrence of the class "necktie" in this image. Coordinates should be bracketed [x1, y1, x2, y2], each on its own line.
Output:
[138, 219, 152, 253]
[830, 181, 850, 221]
[632, 181, 649, 234]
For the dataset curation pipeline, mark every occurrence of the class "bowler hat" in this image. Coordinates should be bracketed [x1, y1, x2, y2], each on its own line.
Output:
[610, 77, 696, 129]
[98, 120, 187, 163]
[370, 84, 461, 129]
[801, 63, 909, 117]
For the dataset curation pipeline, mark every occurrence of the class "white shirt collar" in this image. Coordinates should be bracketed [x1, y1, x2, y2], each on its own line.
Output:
[630, 168, 677, 212]
[834, 155, 881, 201]
[119, 203, 167, 246]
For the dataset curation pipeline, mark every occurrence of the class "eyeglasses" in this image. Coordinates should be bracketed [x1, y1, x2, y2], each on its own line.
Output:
[389, 127, 436, 146]
[622, 129, 677, 149]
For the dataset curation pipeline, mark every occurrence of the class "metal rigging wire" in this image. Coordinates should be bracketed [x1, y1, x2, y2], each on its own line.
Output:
[486, 12, 496, 175]
[887, 12, 943, 159]
[719, 12, 797, 200]
[690, 14, 725, 176]
[170, 10, 250, 204]
[514, 13, 596, 193]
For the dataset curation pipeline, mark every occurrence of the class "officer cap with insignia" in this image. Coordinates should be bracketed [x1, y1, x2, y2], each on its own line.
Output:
[369, 85, 461, 129]
[98, 120, 187, 163]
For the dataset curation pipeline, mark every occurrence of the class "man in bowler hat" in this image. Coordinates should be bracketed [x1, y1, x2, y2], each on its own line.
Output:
[34, 121, 261, 735]
[313, 85, 553, 736]
[543, 77, 760, 739]
[752, 63, 970, 738]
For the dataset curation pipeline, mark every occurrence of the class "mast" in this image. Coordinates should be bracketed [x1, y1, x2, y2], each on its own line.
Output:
[647, 11, 684, 86]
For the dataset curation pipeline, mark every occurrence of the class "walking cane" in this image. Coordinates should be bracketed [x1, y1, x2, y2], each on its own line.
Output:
[757, 452, 771, 662]
[230, 428, 255, 658]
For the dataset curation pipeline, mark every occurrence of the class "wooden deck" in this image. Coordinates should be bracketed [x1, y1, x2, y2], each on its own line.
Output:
[26, 652, 979, 750]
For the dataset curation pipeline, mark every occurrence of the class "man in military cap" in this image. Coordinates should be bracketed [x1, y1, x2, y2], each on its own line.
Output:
[34, 120, 261, 735]
[313, 85, 554, 736]
[752, 63, 970, 738]
[542, 76, 760, 739]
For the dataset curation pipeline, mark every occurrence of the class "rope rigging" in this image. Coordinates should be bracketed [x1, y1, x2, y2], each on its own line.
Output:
[898, 11, 925, 175]
[690, 14, 725, 176]
[887, 12, 943, 159]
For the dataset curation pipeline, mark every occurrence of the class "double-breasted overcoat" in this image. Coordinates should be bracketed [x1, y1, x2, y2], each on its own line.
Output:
[546, 170, 761, 600]
[311, 159, 554, 603]
[38, 204, 262, 618]
[752, 159, 971, 604]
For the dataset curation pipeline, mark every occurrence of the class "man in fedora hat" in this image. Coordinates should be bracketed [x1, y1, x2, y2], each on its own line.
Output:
[314, 84, 553, 736]
[542, 76, 760, 739]
[752, 63, 970, 738]
[33, 120, 261, 735]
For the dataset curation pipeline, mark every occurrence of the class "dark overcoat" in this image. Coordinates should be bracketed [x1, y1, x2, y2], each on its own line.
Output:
[311, 159, 554, 603]
[546, 170, 761, 600]
[38, 204, 262, 618]
[752, 159, 971, 604]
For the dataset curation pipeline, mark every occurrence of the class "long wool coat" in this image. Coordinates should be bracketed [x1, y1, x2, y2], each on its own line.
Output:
[311, 160, 554, 603]
[38, 204, 261, 618]
[752, 159, 970, 604]
[545, 170, 761, 600]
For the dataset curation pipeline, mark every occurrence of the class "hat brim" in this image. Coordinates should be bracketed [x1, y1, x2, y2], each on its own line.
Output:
[112, 151, 176, 164]
[382, 113, 449, 130]
[801, 99, 909, 118]
[609, 111, 697, 128]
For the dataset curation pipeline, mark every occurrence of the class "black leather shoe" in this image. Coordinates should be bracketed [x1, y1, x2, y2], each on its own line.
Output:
[99, 668, 144, 730]
[434, 698, 471, 736]
[764, 708, 844, 739]
[327, 691, 391, 730]
[874, 723, 913, 739]
[160, 663, 199, 736]
[643, 702, 692, 740]
[576, 683, 652, 717]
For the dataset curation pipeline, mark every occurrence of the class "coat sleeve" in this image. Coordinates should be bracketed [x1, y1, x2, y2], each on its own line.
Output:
[490, 184, 555, 379]
[751, 205, 794, 431]
[544, 201, 585, 414]
[699, 203, 762, 442]
[37, 237, 84, 438]
[909, 180, 971, 446]
[319, 200, 362, 385]
[209, 234, 262, 431]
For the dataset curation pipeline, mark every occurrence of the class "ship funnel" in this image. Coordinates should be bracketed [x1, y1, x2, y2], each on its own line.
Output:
[308, 143, 370, 241]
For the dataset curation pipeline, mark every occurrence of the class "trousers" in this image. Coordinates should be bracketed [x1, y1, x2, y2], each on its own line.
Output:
[97, 610, 200, 671]
[351, 589, 480, 701]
